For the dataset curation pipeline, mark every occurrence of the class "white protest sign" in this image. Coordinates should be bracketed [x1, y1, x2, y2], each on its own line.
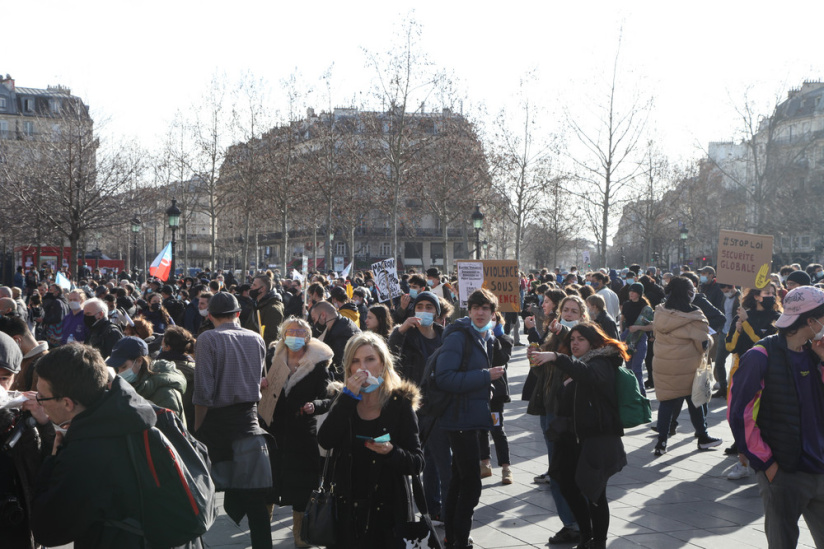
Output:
[371, 258, 401, 303]
[457, 261, 484, 309]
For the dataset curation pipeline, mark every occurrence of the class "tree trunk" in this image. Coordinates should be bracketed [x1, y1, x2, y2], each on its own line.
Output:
[282, 203, 289, 273]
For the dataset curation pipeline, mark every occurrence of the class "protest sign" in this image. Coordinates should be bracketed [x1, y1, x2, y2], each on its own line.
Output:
[371, 258, 401, 303]
[456, 260, 521, 313]
[716, 230, 773, 289]
[457, 262, 484, 309]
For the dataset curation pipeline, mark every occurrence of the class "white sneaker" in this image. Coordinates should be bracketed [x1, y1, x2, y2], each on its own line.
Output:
[727, 462, 752, 480]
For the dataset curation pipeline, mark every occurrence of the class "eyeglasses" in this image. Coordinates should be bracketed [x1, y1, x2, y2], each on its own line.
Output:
[35, 393, 60, 404]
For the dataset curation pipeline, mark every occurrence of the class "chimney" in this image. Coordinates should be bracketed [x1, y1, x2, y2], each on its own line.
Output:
[1, 74, 14, 92]
[307, 107, 315, 119]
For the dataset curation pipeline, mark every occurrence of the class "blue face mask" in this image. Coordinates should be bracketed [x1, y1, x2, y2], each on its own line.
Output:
[537, 295, 544, 304]
[119, 369, 137, 383]
[560, 319, 579, 329]
[427, 279, 435, 287]
[284, 336, 306, 351]
[360, 376, 384, 393]
[415, 311, 434, 327]
[409, 289, 419, 299]
[585, 281, 591, 286]
[699, 275, 708, 284]
[473, 320, 495, 333]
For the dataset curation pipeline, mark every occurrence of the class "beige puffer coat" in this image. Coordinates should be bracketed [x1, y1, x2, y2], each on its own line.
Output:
[651, 304, 710, 401]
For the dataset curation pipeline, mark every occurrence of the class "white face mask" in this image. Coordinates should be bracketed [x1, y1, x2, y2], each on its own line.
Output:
[812, 319, 824, 342]
[199, 308, 209, 317]
[68, 301, 82, 311]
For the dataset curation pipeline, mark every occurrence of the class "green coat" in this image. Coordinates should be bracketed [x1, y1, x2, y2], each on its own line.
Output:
[132, 359, 188, 427]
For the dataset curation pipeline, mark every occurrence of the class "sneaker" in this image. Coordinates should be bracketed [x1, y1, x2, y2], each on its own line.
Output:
[697, 434, 723, 450]
[549, 526, 581, 544]
[533, 472, 551, 484]
[712, 389, 727, 399]
[644, 379, 654, 389]
[654, 443, 667, 456]
[502, 467, 513, 485]
[480, 462, 493, 479]
[724, 443, 739, 456]
[727, 462, 752, 480]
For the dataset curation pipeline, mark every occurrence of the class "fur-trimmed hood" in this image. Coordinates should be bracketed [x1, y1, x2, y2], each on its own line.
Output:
[271, 339, 334, 395]
[576, 345, 623, 364]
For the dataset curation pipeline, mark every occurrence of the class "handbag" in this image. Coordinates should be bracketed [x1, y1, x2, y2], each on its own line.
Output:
[394, 474, 444, 549]
[691, 350, 714, 407]
[301, 449, 337, 546]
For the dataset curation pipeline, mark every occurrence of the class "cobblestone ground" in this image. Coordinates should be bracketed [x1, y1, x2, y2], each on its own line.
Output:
[202, 346, 815, 549]
[59, 345, 815, 549]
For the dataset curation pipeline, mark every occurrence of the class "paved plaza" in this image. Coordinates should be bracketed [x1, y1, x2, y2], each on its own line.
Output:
[201, 346, 815, 549]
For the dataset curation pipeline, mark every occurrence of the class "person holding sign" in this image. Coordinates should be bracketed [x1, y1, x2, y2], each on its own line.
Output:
[261, 317, 334, 548]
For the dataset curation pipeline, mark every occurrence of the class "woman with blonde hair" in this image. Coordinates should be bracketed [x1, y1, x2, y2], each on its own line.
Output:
[318, 332, 424, 547]
[525, 294, 590, 544]
[263, 315, 334, 547]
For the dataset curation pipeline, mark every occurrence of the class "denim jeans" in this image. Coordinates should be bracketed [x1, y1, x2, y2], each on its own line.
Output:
[714, 331, 730, 391]
[656, 396, 708, 447]
[626, 333, 647, 396]
[445, 430, 482, 549]
[540, 413, 578, 529]
[423, 423, 452, 517]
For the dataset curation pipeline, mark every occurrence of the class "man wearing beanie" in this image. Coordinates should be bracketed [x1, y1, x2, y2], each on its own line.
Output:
[388, 290, 450, 523]
[786, 270, 812, 291]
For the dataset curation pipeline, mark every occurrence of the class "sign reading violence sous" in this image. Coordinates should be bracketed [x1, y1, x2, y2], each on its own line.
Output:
[715, 229, 773, 289]
[456, 260, 520, 313]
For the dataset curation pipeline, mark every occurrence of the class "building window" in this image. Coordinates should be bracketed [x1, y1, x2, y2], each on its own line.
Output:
[50, 99, 61, 114]
[336, 241, 346, 255]
[404, 242, 422, 259]
[0, 120, 7, 138]
[24, 98, 35, 112]
[23, 121, 34, 136]
[380, 242, 391, 257]
[430, 242, 444, 260]
[356, 242, 370, 257]
[0, 97, 6, 110]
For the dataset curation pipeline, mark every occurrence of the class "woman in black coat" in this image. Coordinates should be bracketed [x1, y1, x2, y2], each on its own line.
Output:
[261, 317, 333, 548]
[318, 332, 424, 548]
[530, 322, 628, 549]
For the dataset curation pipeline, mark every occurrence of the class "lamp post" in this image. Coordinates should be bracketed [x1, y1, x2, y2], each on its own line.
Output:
[471, 205, 484, 260]
[482, 240, 488, 259]
[130, 216, 141, 278]
[680, 224, 689, 268]
[166, 199, 181, 283]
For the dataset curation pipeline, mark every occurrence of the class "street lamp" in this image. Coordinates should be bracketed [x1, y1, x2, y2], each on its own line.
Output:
[482, 240, 488, 259]
[166, 199, 181, 283]
[471, 205, 484, 260]
[130, 216, 141, 278]
[680, 224, 689, 267]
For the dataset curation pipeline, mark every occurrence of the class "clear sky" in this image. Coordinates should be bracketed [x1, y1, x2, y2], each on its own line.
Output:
[5, 0, 824, 165]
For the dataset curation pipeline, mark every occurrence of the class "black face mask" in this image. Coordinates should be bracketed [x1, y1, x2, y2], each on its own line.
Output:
[249, 288, 261, 300]
[761, 296, 776, 310]
[150, 303, 161, 312]
[313, 318, 326, 337]
[84, 314, 98, 329]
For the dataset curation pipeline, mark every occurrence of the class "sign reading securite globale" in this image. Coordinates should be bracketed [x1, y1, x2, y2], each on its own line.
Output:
[716, 230, 773, 289]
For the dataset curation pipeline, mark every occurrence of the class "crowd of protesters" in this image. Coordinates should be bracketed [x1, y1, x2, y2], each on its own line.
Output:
[0, 259, 821, 549]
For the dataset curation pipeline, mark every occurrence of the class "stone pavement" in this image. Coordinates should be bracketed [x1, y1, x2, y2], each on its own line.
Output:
[201, 346, 815, 549]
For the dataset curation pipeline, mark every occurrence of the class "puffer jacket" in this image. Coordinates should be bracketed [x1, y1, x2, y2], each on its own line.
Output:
[132, 359, 188, 427]
[434, 317, 494, 431]
[652, 304, 710, 401]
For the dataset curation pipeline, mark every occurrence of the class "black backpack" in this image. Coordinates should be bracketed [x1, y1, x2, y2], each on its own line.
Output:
[417, 327, 474, 445]
[109, 406, 217, 547]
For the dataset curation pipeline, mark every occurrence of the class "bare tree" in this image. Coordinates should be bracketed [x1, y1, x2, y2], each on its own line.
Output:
[362, 15, 444, 266]
[2, 109, 143, 279]
[566, 43, 650, 266]
[490, 76, 559, 264]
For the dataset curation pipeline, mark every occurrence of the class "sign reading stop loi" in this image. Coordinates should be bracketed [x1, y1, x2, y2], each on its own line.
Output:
[715, 230, 773, 289]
